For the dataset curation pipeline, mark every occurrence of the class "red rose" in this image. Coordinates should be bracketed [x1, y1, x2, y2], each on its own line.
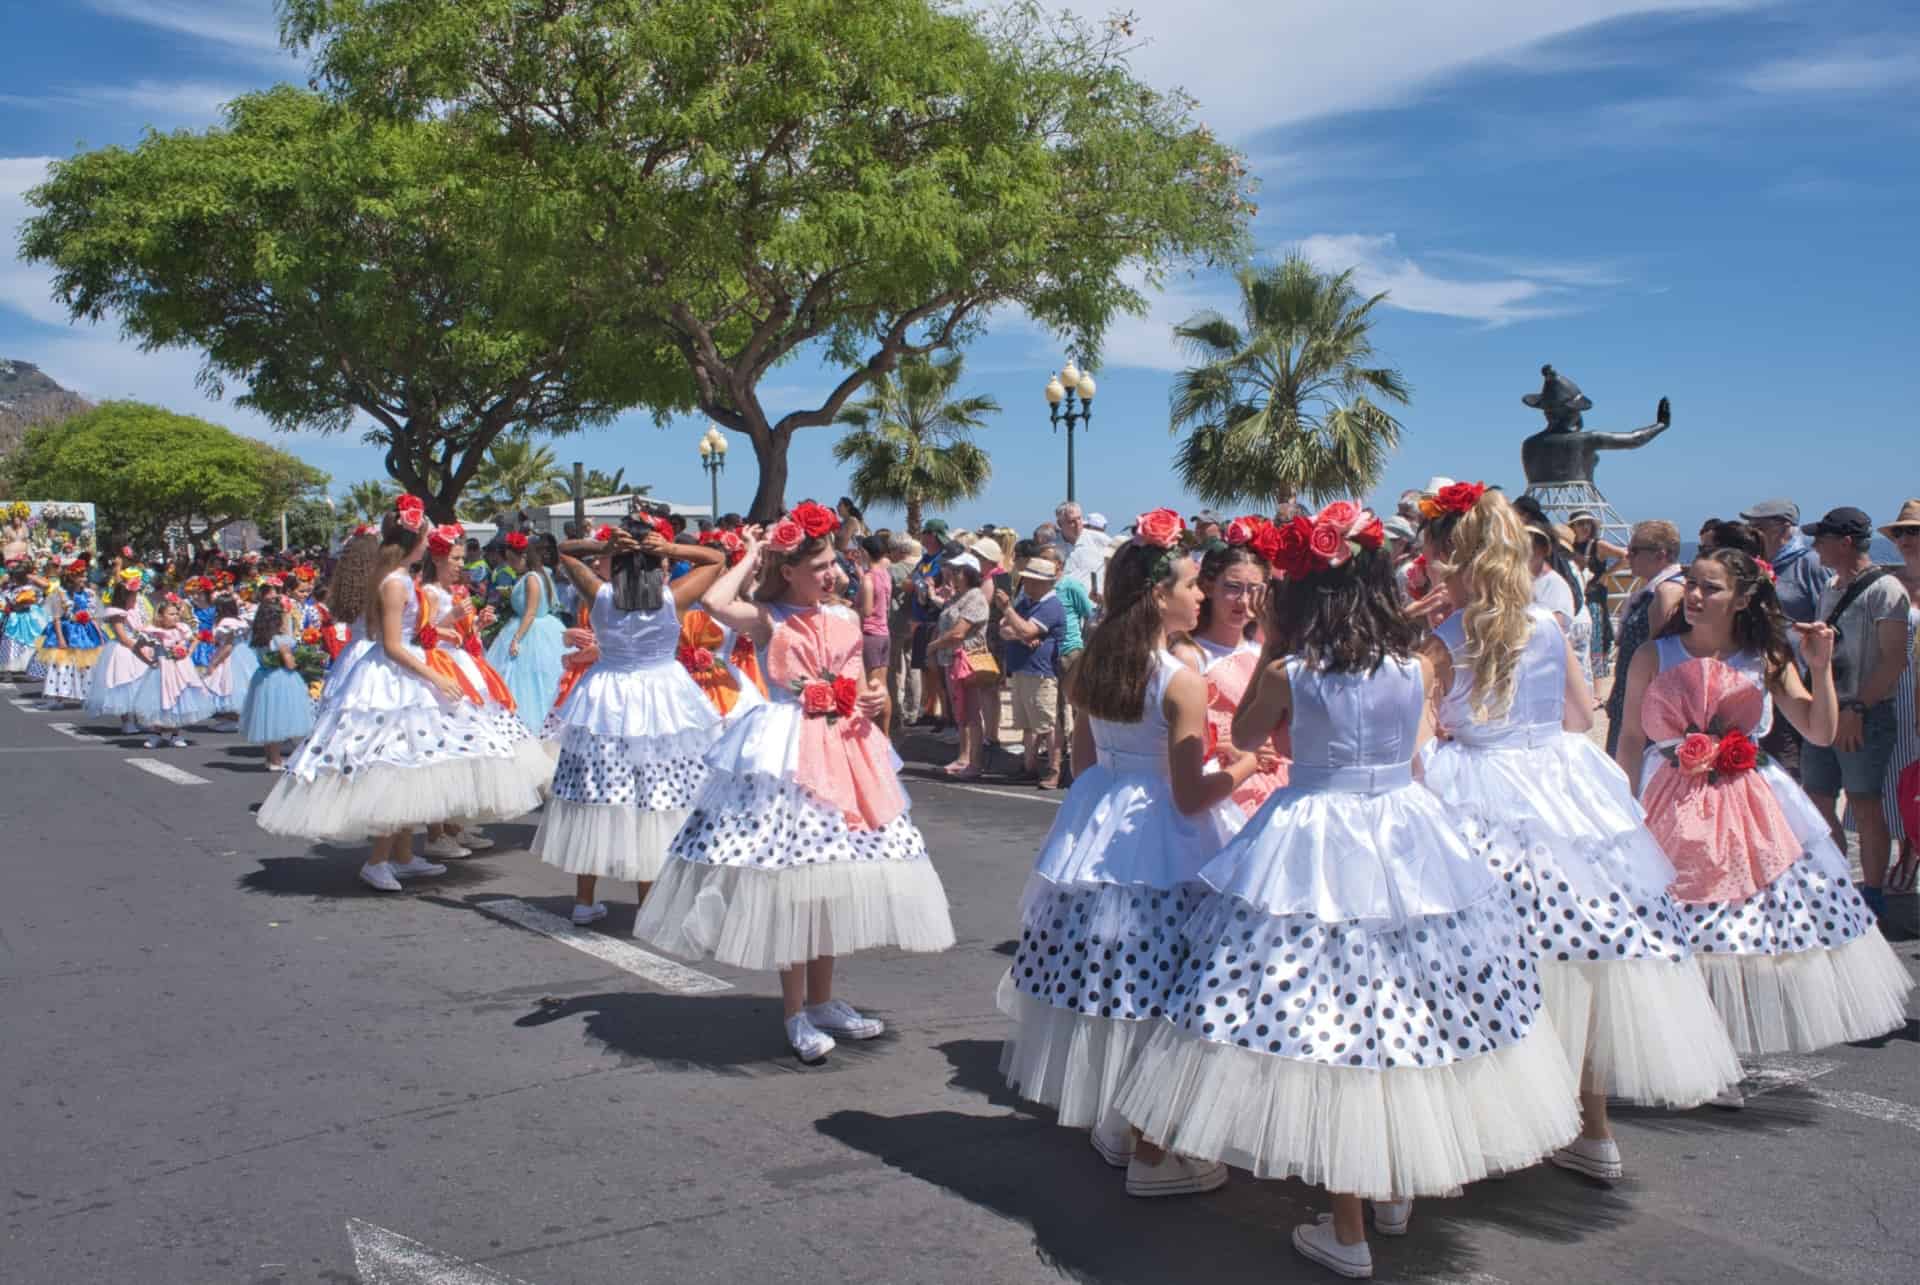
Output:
[417, 624, 440, 650]
[197, 628, 213, 644]
[394, 495, 427, 530]
[1435, 482, 1486, 516]
[1352, 516, 1385, 551]
[650, 516, 676, 543]
[800, 680, 835, 715]
[504, 532, 528, 552]
[1134, 507, 1184, 549]
[791, 501, 840, 540]
[73, 610, 92, 625]
[1315, 500, 1359, 531]
[1224, 517, 1256, 546]
[1675, 732, 1717, 775]
[768, 519, 806, 552]
[1271, 516, 1315, 578]
[1308, 520, 1347, 564]
[1248, 523, 1283, 565]
[832, 675, 859, 719]
[690, 646, 714, 671]
[1714, 730, 1759, 775]
[592, 525, 614, 543]
[168, 645, 188, 661]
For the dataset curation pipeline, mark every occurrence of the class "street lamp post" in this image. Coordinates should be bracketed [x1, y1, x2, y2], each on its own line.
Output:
[697, 424, 728, 521]
[1044, 361, 1097, 503]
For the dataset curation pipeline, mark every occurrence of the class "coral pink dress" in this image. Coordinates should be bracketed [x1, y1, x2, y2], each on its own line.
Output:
[1192, 635, 1289, 815]
[1638, 637, 1911, 1053]
[636, 602, 953, 971]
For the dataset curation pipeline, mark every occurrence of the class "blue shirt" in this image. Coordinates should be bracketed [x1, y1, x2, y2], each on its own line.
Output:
[909, 552, 944, 623]
[1768, 534, 1834, 624]
[1005, 591, 1065, 677]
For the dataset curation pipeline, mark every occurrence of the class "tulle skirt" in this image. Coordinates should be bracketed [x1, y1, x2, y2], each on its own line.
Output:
[128, 667, 218, 727]
[204, 642, 260, 715]
[240, 666, 317, 745]
[2, 605, 48, 673]
[83, 642, 151, 717]
[35, 646, 100, 699]
[485, 613, 567, 735]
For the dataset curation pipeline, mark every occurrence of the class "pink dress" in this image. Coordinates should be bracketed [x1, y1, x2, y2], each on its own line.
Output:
[1637, 637, 1911, 1053]
[635, 602, 954, 971]
[1192, 636, 1288, 816]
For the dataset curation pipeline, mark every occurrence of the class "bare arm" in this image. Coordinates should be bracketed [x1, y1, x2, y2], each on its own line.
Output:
[554, 539, 609, 601]
[1231, 657, 1293, 754]
[699, 533, 771, 645]
[510, 573, 542, 647]
[1646, 580, 1685, 638]
[665, 537, 726, 613]
[1165, 668, 1251, 814]
[1773, 623, 1838, 747]
[1418, 636, 1452, 740]
[1612, 645, 1659, 795]
[1559, 631, 1595, 733]
[276, 642, 297, 669]
[1859, 615, 1910, 708]
[376, 576, 462, 700]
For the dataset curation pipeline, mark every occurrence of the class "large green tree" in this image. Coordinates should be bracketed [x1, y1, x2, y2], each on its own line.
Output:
[281, 0, 1253, 518]
[833, 352, 997, 536]
[3, 401, 327, 550]
[19, 86, 685, 522]
[1169, 255, 1409, 508]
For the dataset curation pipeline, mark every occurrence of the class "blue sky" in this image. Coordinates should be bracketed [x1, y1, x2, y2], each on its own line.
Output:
[3, 0, 1916, 533]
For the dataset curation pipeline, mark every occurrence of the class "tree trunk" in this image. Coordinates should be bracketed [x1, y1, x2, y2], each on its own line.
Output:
[905, 494, 922, 538]
[745, 426, 792, 524]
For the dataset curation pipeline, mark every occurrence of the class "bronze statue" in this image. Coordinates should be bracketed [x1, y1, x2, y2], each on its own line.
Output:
[1519, 365, 1671, 486]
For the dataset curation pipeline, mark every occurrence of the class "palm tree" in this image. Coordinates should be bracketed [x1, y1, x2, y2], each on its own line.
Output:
[465, 431, 567, 521]
[833, 353, 999, 535]
[1168, 253, 1409, 508]
[556, 467, 649, 501]
[345, 478, 395, 523]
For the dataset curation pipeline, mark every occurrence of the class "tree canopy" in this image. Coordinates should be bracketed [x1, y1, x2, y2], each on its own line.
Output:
[19, 86, 686, 522]
[1169, 256, 1409, 508]
[833, 352, 997, 535]
[281, 0, 1254, 517]
[2, 401, 328, 549]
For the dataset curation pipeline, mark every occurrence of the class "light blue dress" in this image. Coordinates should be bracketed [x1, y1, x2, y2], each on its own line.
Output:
[241, 634, 318, 745]
[2, 585, 49, 673]
[484, 570, 566, 734]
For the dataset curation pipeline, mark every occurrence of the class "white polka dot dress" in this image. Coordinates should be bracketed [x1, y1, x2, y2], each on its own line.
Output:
[1117, 657, 1581, 1202]
[1638, 638, 1912, 1054]
[1423, 607, 1739, 1107]
[256, 570, 551, 843]
[634, 603, 954, 971]
[531, 583, 721, 883]
[998, 650, 1242, 1128]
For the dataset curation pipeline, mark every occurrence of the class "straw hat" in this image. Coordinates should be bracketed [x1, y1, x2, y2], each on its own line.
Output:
[1878, 498, 1920, 538]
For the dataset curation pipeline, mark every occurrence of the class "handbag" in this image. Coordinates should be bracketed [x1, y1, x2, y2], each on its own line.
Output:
[959, 638, 1001, 689]
[1891, 758, 1920, 894]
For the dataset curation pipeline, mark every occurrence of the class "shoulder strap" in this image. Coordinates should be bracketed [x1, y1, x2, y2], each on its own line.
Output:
[1824, 567, 1889, 629]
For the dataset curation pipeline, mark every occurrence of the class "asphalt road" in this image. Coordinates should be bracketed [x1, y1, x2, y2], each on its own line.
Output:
[2, 692, 1916, 1285]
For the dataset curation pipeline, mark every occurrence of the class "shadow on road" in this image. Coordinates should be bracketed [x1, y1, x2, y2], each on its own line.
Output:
[936, 1038, 1035, 1112]
[237, 851, 502, 898]
[1849, 1016, 1917, 1048]
[511, 991, 897, 1076]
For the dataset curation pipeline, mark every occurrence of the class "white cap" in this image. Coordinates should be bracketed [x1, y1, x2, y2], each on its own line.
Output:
[1085, 512, 1109, 530]
[1422, 476, 1455, 495]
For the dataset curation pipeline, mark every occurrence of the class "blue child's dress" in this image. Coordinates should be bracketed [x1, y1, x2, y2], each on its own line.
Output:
[240, 634, 318, 745]
[128, 623, 218, 729]
[485, 570, 567, 734]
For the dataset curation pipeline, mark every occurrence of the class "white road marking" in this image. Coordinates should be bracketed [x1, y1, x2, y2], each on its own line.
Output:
[125, 756, 211, 785]
[1743, 1055, 1920, 1132]
[474, 897, 733, 995]
[47, 721, 90, 740]
[929, 780, 1063, 806]
[347, 1218, 533, 1284]
[1744, 1055, 1840, 1093]
[1802, 1087, 1920, 1133]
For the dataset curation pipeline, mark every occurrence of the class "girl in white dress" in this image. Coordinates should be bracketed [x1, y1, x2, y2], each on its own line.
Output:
[1418, 487, 1738, 1184]
[1118, 501, 1579, 1281]
[257, 497, 550, 891]
[998, 508, 1254, 1196]
[534, 519, 728, 924]
[636, 504, 954, 1062]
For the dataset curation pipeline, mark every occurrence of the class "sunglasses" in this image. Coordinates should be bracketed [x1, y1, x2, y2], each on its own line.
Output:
[1891, 526, 1920, 538]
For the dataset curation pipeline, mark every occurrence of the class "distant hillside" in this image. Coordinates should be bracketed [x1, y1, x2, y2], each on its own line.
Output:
[0, 359, 94, 457]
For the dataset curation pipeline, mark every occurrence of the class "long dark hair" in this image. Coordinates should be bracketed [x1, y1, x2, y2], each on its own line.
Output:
[1195, 543, 1266, 636]
[1071, 540, 1183, 723]
[1656, 548, 1795, 685]
[1266, 548, 1419, 674]
[213, 594, 240, 622]
[1701, 519, 1765, 560]
[250, 597, 285, 650]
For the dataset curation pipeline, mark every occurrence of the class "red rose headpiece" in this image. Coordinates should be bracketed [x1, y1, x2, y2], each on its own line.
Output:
[293, 563, 318, 582]
[504, 531, 529, 552]
[790, 501, 840, 541]
[427, 523, 465, 558]
[699, 528, 746, 565]
[1266, 500, 1385, 580]
[1224, 515, 1269, 547]
[1418, 481, 1487, 521]
[394, 495, 428, 531]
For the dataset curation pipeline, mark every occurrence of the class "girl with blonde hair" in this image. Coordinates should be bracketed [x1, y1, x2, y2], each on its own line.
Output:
[1419, 484, 1738, 1185]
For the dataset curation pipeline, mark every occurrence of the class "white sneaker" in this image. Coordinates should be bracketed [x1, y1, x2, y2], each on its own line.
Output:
[1090, 1110, 1136, 1169]
[422, 835, 471, 860]
[388, 857, 448, 879]
[1710, 1084, 1746, 1110]
[805, 999, 884, 1040]
[1371, 1198, 1412, 1237]
[452, 830, 494, 850]
[571, 901, 609, 926]
[1292, 1215, 1373, 1279]
[168, 735, 191, 748]
[786, 1013, 836, 1063]
[359, 861, 403, 892]
[143, 735, 163, 749]
[1551, 1136, 1624, 1183]
[1124, 1152, 1229, 1198]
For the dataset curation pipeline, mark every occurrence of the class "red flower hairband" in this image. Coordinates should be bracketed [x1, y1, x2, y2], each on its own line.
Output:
[504, 531, 529, 552]
[769, 501, 839, 553]
[394, 495, 427, 531]
[1264, 500, 1385, 580]
[698, 528, 745, 565]
[427, 523, 465, 558]
[1418, 481, 1486, 521]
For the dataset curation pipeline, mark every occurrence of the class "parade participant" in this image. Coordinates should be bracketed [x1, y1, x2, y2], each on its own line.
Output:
[1419, 486, 1737, 1184]
[186, 578, 220, 668]
[1118, 500, 1579, 1281]
[997, 508, 1253, 1193]
[1177, 532, 1289, 814]
[200, 595, 257, 725]
[33, 559, 104, 709]
[82, 581, 151, 735]
[3, 558, 50, 678]
[636, 505, 955, 1063]
[485, 532, 567, 734]
[129, 596, 217, 748]
[534, 515, 728, 926]
[257, 497, 549, 892]
[677, 529, 767, 722]
[239, 596, 316, 770]
[1614, 548, 1911, 1076]
[855, 533, 896, 735]
[319, 527, 380, 703]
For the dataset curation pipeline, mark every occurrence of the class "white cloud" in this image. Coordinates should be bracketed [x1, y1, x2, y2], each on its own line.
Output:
[1094, 275, 1240, 373]
[0, 80, 246, 127]
[1297, 233, 1584, 325]
[81, 1, 292, 65]
[0, 157, 68, 328]
[1740, 48, 1920, 93]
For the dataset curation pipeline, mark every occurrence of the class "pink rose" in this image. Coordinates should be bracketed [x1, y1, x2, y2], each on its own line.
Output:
[1134, 507, 1184, 548]
[1308, 520, 1347, 566]
[1224, 517, 1256, 546]
[1352, 516, 1385, 550]
[1315, 500, 1359, 531]
[689, 646, 714, 671]
[800, 680, 835, 715]
[768, 519, 806, 552]
[1675, 732, 1717, 775]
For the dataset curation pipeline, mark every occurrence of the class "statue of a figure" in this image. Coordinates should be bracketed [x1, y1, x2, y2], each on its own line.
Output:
[1519, 365, 1671, 486]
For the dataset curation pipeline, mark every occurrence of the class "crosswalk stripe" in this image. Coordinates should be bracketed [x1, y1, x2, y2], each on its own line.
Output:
[474, 897, 732, 995]
[126, 756, 211, 785]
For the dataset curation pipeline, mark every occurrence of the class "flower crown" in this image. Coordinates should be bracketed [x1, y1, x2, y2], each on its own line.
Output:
[394, 495, 428, 532]
[768, 500, 840, 553]
[1264, 501, 1385, 581]
[1417, 481, 1486, 521]
[503, 531, 528, 552]
[1129, 507, 1188, 581]
[5, 501, 30, 522]
[427, 523, 465, 558]
[699, 527, 746, 565]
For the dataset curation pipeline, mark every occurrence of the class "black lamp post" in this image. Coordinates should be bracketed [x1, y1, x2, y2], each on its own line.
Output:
[697, 423, 727, 519]
[1044, 360, 1097, 503]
